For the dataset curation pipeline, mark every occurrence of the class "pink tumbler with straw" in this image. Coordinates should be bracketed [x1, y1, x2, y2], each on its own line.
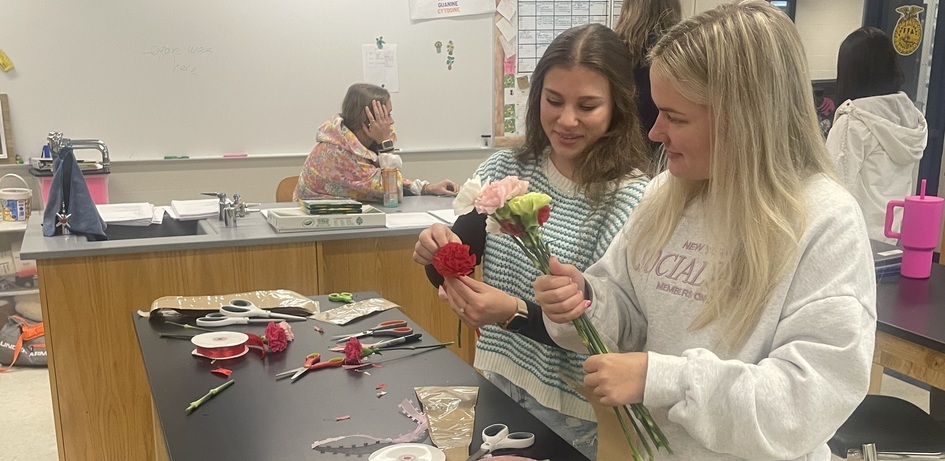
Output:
[885, 179, 945, 279]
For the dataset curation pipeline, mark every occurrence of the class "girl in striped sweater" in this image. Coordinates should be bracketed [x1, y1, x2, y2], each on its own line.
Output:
[412, 23, 651, 459]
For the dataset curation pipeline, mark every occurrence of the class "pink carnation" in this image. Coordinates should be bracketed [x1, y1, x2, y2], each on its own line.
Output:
[277, 321, 294, 341]
[475, 176, 529, 214]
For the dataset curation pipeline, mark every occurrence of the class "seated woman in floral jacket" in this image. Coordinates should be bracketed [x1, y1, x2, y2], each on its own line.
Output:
[294, 83, 456, 202]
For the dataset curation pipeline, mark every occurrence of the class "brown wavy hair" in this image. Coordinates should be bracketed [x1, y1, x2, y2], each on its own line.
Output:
[340, 83, 390, 132]
[517, 23, 649, 209]
[614, 0, 682, 68]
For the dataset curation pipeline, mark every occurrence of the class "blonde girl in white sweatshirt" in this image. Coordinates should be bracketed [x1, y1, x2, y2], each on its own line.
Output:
[533, 2, 877, 459]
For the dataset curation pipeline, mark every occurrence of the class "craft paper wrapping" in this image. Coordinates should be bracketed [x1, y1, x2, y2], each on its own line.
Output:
[414, 386, 478, 461]
[149, 289, 320, 314]
[310, 298, 399, 325]
[408, 0, 494, 20]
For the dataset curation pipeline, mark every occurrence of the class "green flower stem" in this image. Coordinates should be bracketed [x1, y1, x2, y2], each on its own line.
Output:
[159, 333, 197, 340]
[185, 379, 235, 414]
[499, 225, 672, 455]
[614, 407, 646, 461]
[165, 321, 213, 332]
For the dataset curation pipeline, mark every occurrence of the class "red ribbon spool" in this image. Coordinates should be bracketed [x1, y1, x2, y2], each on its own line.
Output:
[191, 332, 251, 360]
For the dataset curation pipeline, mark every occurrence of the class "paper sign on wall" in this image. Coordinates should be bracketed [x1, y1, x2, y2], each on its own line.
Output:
[362, 44, 399, 93]
[408, 0, 494, 20]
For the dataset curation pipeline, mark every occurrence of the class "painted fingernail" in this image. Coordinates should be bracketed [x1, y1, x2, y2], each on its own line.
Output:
[584, 300, 591, 308]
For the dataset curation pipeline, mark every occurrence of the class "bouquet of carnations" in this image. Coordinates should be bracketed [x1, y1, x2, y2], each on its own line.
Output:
[451, 175, 670, 460]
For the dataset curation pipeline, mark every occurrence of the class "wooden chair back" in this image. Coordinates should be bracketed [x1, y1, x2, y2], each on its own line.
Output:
[276, 176, 298, 202]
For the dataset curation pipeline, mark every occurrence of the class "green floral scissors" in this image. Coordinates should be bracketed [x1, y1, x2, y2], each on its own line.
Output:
[328, 292, 354, 303]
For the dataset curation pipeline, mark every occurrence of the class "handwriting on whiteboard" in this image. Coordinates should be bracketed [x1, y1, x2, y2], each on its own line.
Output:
[142, 45, 214, 76]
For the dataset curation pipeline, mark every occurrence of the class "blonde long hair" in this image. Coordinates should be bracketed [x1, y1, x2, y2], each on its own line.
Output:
[613, 0, 682, 68]
[629, 1, 837, 350]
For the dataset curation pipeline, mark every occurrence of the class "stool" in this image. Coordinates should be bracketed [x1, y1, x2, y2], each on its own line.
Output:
[828, 395, 945, 456]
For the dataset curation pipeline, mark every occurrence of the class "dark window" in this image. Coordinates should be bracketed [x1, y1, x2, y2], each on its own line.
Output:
[768, 0, 797, 21]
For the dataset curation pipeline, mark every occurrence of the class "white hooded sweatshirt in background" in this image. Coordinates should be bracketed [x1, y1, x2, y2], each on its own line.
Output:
[826, 92, 928, 244]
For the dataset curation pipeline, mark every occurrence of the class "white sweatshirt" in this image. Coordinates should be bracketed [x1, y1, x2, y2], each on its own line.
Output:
[826, 92, 928, 244]
[545, 174, 877, 460]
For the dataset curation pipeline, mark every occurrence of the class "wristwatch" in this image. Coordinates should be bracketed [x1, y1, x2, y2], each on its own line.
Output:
[379, 139, 395, 153]
[501, 298, 529, 332]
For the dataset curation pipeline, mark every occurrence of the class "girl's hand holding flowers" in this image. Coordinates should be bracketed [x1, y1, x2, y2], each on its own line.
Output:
[533, 256, 590, 324]
[584, 352, 648, 406]
[440, 276, 520, 328]
[412, 223, 462, 265]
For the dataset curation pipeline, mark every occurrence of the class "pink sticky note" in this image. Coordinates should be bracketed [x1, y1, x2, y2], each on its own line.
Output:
[504, 55, 516, 75]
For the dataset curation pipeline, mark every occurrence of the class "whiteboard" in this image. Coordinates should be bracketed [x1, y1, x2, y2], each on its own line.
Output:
[0, 0, 494, 160]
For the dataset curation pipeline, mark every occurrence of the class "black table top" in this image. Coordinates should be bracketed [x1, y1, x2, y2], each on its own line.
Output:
[134, 292, 587, 461]
[876, 263, 945, 354]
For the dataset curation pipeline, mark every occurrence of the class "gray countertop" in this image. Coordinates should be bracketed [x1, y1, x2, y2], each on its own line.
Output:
[21, 196, 455, 260]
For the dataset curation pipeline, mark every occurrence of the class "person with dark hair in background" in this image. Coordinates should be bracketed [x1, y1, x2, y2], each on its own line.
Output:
[614, 0, 682, 149]
[827, 26, 928, 243]
[294, 83, 457, 202]
[412, 23, 651, 459]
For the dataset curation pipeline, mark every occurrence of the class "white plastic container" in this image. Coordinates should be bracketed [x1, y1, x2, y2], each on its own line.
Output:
[0, 174, 31, 222]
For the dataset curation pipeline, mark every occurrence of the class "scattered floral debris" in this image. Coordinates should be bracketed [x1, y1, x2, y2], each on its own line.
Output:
[210, 367, 232, 378]
[336, 415, 351, 421]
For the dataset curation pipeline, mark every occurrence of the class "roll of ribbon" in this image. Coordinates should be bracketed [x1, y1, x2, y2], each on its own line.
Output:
[368, 443, 445, 461]
[191, 331, 250, 360]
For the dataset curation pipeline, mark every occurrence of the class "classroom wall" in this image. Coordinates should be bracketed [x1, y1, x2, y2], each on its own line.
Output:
[9, 0, 867, 209]
[795, 0, 865, 80]
[0, 149, 494, 209]
[680, 0, 865, 80]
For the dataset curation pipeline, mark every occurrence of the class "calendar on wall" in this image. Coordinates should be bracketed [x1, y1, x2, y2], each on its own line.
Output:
[494, 0, 621, 141]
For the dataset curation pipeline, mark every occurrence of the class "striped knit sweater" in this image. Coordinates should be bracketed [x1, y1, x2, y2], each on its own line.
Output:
[472, 149, 648, 421]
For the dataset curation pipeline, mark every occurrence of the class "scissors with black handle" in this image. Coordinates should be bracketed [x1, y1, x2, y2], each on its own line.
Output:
[332, 319, 412, 342]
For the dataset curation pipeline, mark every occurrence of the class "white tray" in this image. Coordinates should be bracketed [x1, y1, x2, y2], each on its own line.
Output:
[266, 206, 386, 232]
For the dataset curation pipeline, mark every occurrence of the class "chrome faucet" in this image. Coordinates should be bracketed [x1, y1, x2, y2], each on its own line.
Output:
[46, 132, 111, 167]
[201, 192, 257, 227]
[201, 192, 228, 221]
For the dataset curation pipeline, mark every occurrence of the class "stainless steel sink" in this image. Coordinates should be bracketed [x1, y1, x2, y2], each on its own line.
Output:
[103, 219, 214, 241]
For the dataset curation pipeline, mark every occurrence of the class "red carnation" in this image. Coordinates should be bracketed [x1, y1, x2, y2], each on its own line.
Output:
[499, 219, 526, 236]
[344, 337, 364, 365]
[433, 242, 477, 278]
[264, 322, 288, 353]
[537, 205, 550, 226]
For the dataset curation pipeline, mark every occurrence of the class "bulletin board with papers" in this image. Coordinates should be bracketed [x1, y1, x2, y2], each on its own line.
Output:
[492, 0, 622, 146]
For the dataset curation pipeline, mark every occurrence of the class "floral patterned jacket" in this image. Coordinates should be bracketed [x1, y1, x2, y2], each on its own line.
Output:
[294, 115, 413, 202]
